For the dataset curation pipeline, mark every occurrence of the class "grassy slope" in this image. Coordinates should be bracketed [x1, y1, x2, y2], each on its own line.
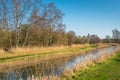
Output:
[65, 52, 120, 80]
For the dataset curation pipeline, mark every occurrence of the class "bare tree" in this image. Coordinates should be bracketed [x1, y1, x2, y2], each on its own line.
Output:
[0, 0, 32, 47]
[22, 0, 43, 47]
[0, 0, 12, 48]
[11, 0, 32, 47]
[24, 2, 65, 46]
[112, 29, 120, 43]
[112, 29, 120, 39]
[67, 31, 76, 46]
[22, 9, 38, 47]
[44, 3, 65, 46]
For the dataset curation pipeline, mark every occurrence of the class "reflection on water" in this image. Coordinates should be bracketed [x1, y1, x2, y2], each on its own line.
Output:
[0, 46, 117, 80]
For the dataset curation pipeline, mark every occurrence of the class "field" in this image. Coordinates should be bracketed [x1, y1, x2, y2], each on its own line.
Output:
[64, 52, 120, 80]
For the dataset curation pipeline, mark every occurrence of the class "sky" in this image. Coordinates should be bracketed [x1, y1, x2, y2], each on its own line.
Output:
[44, 0, 120, 38]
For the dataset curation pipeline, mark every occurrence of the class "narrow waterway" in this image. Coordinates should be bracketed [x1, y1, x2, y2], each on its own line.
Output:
[0, 46, 118, 80]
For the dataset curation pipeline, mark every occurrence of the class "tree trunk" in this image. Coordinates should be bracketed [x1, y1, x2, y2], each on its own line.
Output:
[22, 25, 32, 47]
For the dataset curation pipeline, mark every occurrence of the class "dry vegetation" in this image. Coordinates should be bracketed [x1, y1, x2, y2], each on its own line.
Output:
[0, 43, 109, 73]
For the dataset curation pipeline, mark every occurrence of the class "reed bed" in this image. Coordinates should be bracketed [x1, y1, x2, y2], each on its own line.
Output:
[0, 44, 90, 57]
[0, 43, 109, 59]
[0, 43, 108, 54]
[12, 44, 89, 53]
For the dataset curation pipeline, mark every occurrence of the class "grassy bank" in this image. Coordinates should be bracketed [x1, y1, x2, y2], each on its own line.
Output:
[0, 43, 109, 73]
[63, 51, 120, 80]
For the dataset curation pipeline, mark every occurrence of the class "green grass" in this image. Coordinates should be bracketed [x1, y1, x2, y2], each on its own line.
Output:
[64, 52, 120, 80]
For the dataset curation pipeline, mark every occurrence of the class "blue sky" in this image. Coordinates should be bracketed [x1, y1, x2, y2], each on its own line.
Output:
[44, 0, 120, 38]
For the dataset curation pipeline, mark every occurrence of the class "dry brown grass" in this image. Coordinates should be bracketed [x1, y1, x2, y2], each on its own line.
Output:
[11, 44, 90, 54]
[62, 68, 74, 77]
[0, 43, 108, 55]
[0, 44, 90, 57]
[0, 49, 5, 54]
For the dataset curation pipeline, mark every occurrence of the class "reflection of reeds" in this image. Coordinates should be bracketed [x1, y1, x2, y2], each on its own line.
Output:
[31, 75, 60, 80]
[0, 56, 72, 80]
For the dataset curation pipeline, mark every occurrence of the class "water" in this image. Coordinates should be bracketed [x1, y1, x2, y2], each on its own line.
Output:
[0, 46, 117, 80]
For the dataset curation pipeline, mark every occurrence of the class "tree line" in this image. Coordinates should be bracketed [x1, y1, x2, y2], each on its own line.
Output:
[0, 0, 119, 49]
